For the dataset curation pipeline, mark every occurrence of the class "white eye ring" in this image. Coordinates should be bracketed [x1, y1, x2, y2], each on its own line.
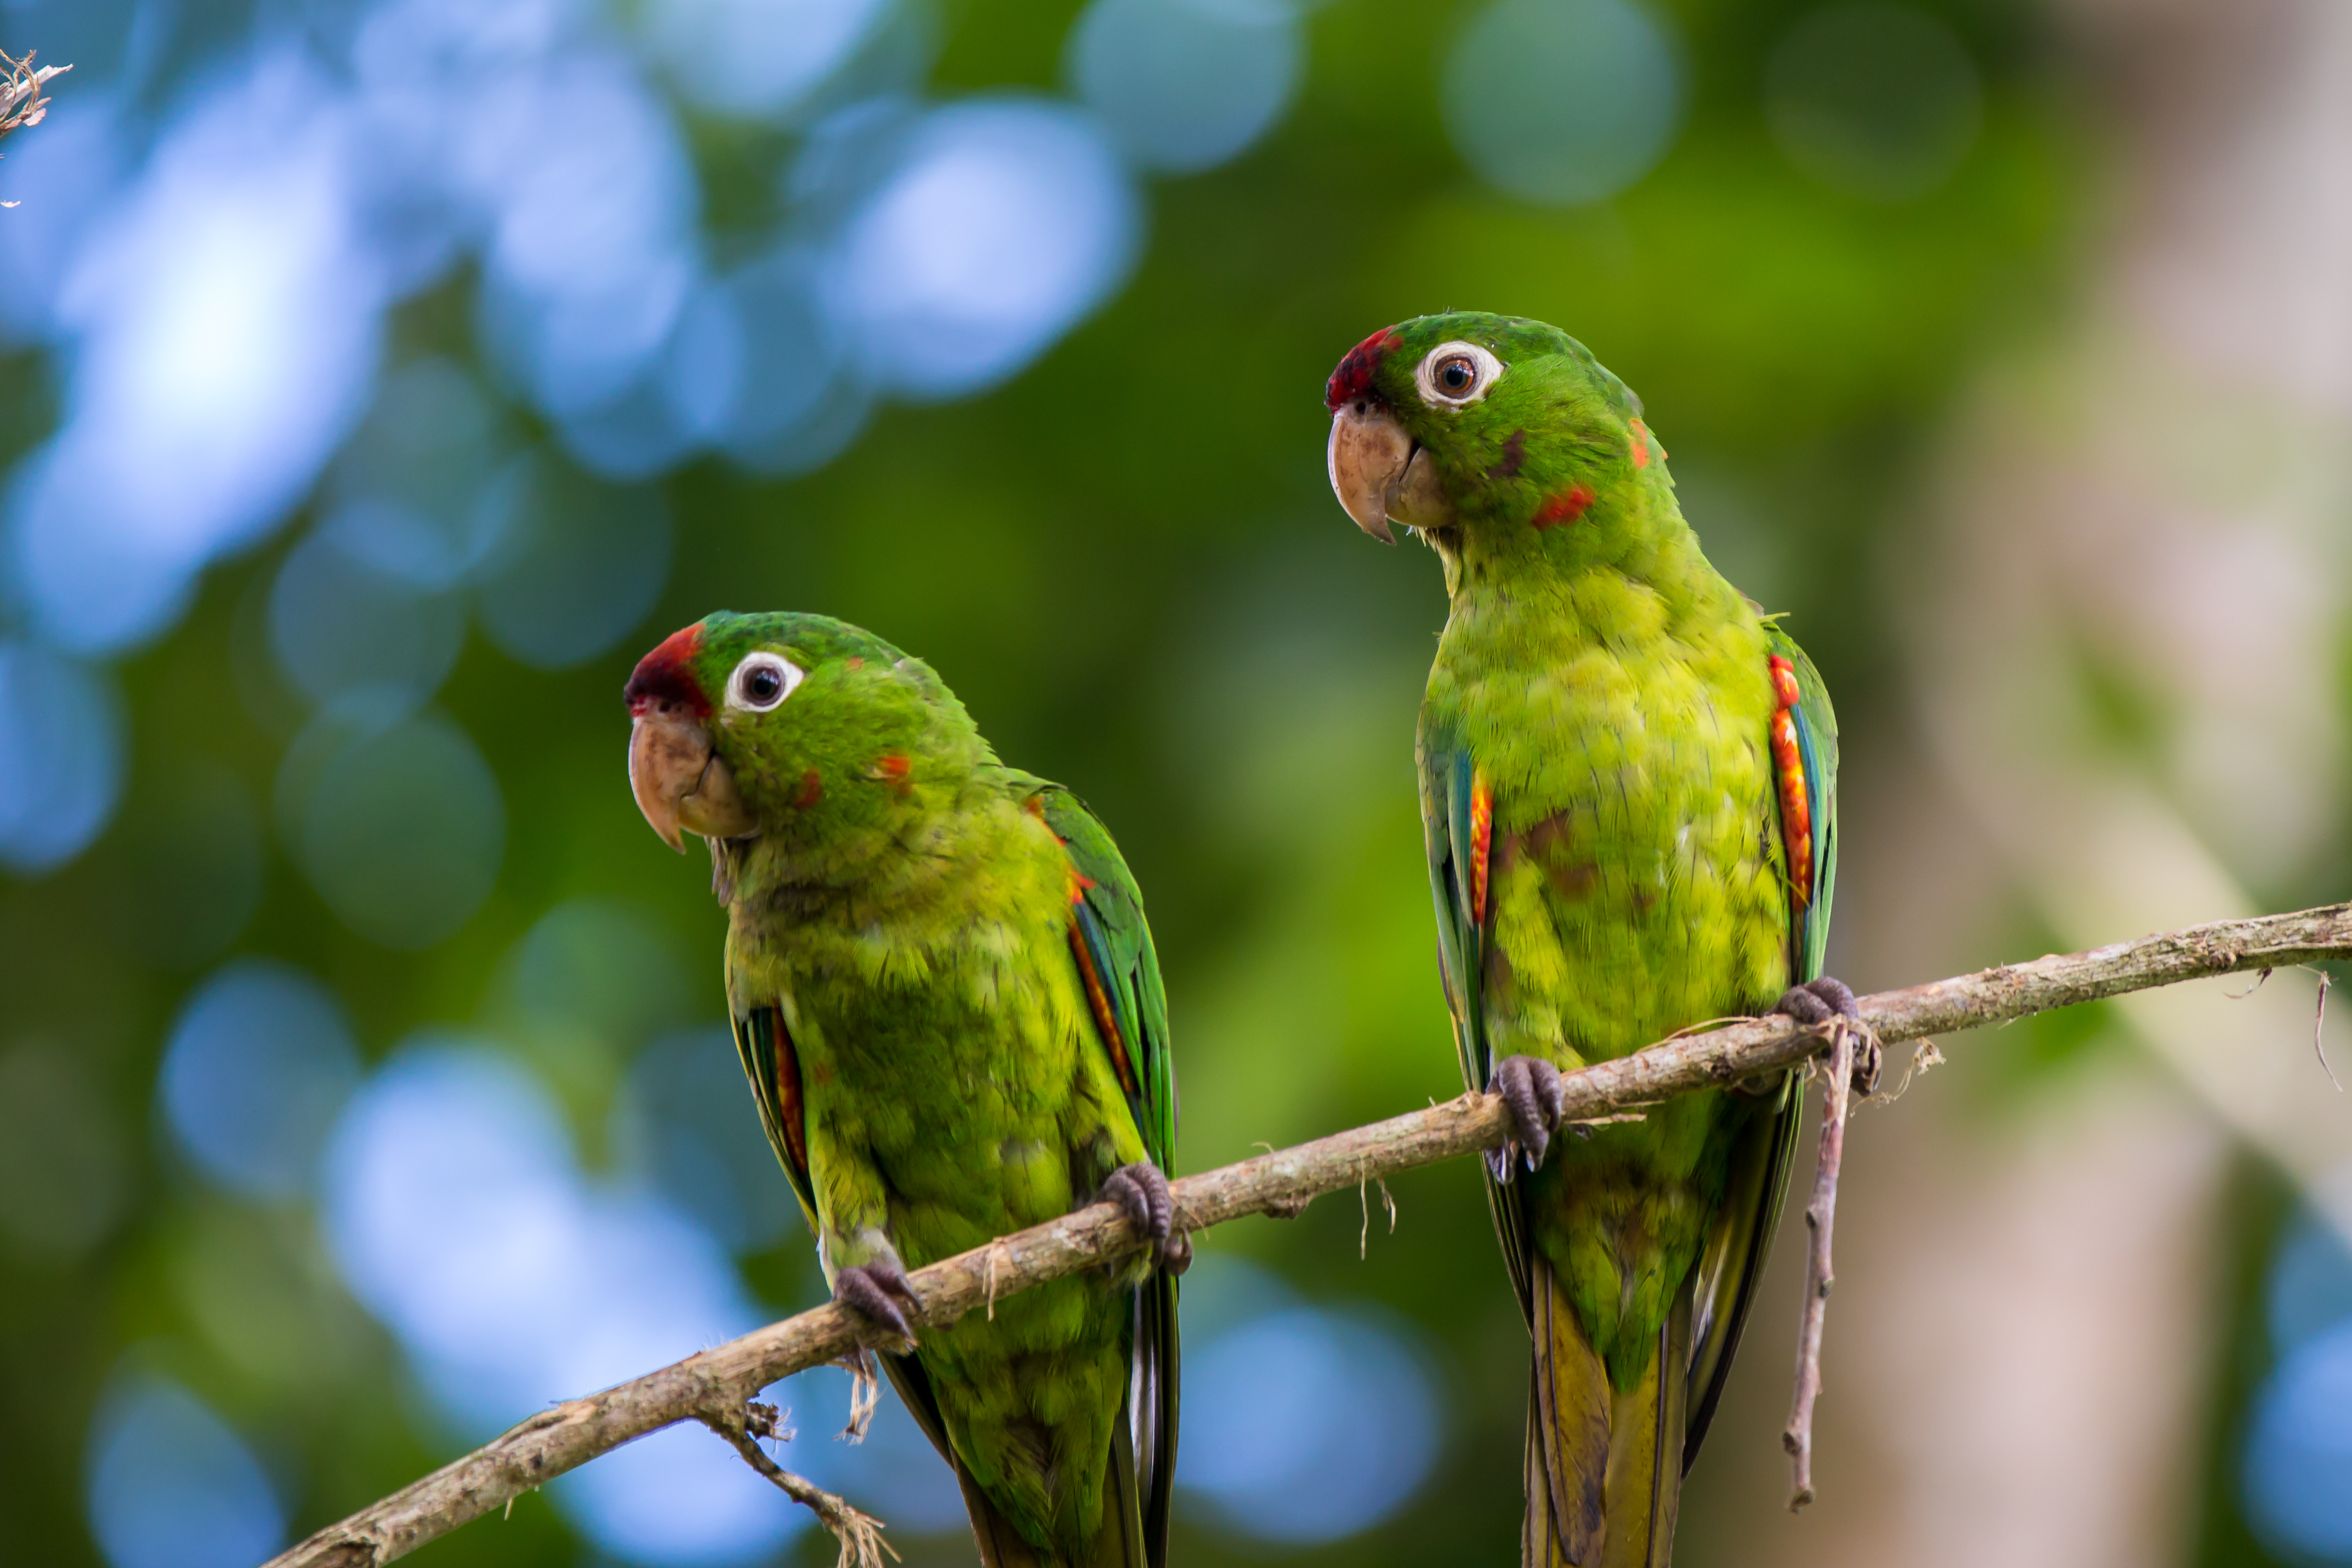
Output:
[1415, 341, 1504, 408]
[727, 651, 805, 712]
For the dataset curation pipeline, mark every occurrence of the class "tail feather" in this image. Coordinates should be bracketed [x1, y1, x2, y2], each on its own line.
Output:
[949, 1395, 1149, 1568]
[955, 1461, 1046, 1568]
[1527, 1258, 1694, 1568]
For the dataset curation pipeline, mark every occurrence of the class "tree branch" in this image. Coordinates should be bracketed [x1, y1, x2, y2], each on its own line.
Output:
[263, 902, 2352, 1568]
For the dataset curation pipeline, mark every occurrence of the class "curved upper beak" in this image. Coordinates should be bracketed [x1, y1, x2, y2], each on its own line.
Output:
[628, 705, 756, 852]
[1327, 401, 1449, 544]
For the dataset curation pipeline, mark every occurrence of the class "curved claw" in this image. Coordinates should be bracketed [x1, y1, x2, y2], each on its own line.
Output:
[1099, 1161, 1188, 1272]
[1492, 1054, 1567, 1174]
[1774, 976, 1881, 1094]
[834, 1261, 920, 1346]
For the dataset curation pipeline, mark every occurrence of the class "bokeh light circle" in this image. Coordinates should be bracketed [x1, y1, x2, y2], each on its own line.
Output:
[830, 97, 1143, 400]
[644, 0, 893, 120]
[472, 450, 673, 669]
[85, 1372, 285, 1568]
[269, 525, 466, 704]
[322, 356, 513, 592]
[1444, 0, 1685, 206]
[322, 1039, 801, 1563]
[1177, 1256, 1441, 1542]
[0, 640, 125, 874]
[1764, 3, 1982, 200]
[1067, 0, 1302, 174]
[280, 701, 506, 949]
[159, 959, 364, 1201]
[2244, 1320, 2352, 1558]
[614, 1029, 802, 1254]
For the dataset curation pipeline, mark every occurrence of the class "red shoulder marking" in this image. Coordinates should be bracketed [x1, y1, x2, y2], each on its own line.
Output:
[791, 769, 823, 810]
[1470, 772, 1494, 926]
[1767, 655, 1813, 911]
[1068, 924, 1140, 1099]
[768, 1003, 809, 1179]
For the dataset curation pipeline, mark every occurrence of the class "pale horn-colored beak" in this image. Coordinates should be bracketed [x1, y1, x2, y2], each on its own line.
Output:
[1327, 400, 1449, 543]
[628, 705, 756, 852]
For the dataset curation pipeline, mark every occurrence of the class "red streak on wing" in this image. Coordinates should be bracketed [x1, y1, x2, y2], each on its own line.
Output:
[768, 1003, 809, 1179]
[1767, 656, 1813, 910]
[624, 622, 709, 717]
[1325, 326, 1402, 411]
[791, 769, 823, 810]
[1533, 484, 1596, 529]
[870, 754, 912, 796]
[1068, 924, 1140, 1099]
[1470, 773, 1493, 926]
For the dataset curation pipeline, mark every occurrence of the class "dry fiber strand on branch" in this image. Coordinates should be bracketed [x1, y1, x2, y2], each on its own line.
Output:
[265, 902, 2352, 1568]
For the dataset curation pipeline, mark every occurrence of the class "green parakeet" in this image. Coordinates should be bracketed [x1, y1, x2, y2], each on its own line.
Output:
[625, 611, 1182, 1568]
[1324, 314, 1856, 1567]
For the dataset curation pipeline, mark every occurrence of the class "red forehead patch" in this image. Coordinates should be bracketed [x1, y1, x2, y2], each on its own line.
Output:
[1326, 326, 1402, 411]
[624, 622, 710, 717]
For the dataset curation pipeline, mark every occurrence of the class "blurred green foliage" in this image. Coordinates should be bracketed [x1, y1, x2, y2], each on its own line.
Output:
[0, 0, 2124, 1562]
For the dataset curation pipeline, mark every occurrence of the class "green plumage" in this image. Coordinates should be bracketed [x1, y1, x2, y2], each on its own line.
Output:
[652, 612, 1177, 1568]
[1339, 315, 1838, 1566]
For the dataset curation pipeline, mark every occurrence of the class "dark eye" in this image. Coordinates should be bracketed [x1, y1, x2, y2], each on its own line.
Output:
[728, 651, 805, 712]
[1417, 340, 1502, 406]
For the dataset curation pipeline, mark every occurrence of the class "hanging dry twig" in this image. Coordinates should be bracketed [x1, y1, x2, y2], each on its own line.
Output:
[2315, 969, 2338, 1091]
[704, 1402, 897, 1568]
[261, 901, 2352, 1568]
[1782, 1016, 1872, 1510]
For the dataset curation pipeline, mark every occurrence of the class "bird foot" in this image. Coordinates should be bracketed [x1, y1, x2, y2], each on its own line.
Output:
[1490, 1054, 1567, 1176]
[1097, 1161, 1191, 1274]
[1773, 976, 1881, 1095]
[833, 1261, 921, 1347]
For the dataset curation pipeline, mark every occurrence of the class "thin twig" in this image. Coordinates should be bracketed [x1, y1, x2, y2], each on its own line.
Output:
[1782, 1018, 1867, 1510]
[704, 1402, 897, 1568]
[2225, 966, 2272, 1000]
[2316, 971, 2338, 1091]
[259, 901, 2352, 1568]
[1857, 1039, 1944, 1111]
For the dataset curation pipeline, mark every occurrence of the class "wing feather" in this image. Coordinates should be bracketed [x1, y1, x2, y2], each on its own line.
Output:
[1036, 785, 1180, 1566]
[1684, 626, 1838, 1467]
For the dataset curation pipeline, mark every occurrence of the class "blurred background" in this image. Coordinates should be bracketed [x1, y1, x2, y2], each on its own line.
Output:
[0, 0, 2346, 1563]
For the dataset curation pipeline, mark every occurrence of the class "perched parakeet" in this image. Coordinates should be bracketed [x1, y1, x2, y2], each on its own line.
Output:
[624, 611, 1183, 1568]
[1324, 315, 1858, 1567]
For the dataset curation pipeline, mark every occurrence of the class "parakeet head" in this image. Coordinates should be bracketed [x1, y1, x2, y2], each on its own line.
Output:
[1324, 311, 1664, 573]
[623, 610, 980, 853]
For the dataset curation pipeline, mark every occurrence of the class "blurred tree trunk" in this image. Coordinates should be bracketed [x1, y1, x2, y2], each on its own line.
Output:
[1684, 0, 2352, 1562]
